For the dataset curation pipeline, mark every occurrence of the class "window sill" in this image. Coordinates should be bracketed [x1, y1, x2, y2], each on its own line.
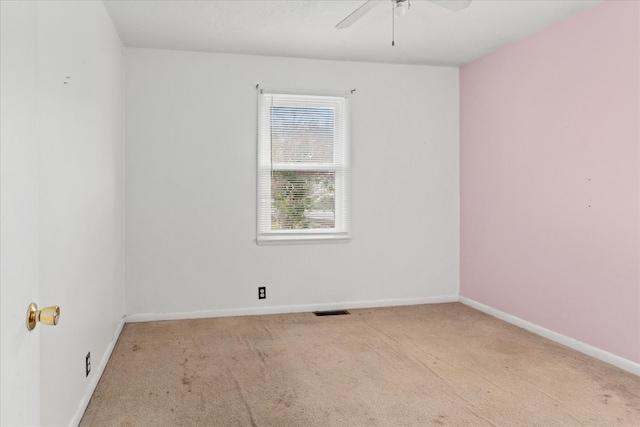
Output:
[256, 234, 351, 245]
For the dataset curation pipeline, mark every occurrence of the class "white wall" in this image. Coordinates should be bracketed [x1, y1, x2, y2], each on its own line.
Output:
[125, 49, 460, 318]
[1, 2, 125, 426]
[37, 2, 125, 425]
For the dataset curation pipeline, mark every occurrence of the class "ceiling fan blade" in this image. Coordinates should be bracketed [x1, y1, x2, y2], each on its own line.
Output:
[336, 0, 380, 29]
[428, 0, 472, 12]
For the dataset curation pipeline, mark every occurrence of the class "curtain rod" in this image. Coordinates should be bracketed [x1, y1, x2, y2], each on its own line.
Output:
[256, 84, 355, 97]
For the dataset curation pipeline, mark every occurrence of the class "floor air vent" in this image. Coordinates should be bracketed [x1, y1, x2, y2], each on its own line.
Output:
[313, 310, 350, 316]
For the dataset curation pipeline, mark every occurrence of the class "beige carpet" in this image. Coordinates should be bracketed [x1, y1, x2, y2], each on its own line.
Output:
[80, 303, 640, 426]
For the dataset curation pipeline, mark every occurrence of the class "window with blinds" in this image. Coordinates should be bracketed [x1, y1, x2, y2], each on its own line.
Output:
[257, 91, 350, 244]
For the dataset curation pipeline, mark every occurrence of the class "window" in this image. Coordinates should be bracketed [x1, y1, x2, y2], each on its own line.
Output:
[257, 91, 350, 244]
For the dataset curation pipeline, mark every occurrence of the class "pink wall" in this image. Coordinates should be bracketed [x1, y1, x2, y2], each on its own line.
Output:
[460, 0, 639, 363]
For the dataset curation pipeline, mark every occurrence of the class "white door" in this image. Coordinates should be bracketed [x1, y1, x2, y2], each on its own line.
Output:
[0, 2, 42, 425]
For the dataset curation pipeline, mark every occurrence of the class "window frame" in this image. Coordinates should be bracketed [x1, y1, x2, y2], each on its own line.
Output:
[256, 91, 351, 245]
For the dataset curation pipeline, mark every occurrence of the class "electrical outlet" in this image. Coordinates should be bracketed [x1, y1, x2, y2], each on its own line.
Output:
[86, 352, 91, 377]
[258, 286, 266, 300]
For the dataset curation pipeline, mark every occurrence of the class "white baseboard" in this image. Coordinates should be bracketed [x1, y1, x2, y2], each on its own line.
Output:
[69, 316, 126, 427]
[459, 296, 640, 376]
[125, 295, 459, 323]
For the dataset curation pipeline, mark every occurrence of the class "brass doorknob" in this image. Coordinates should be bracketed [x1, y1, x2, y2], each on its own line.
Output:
[26, 303, 60, 331]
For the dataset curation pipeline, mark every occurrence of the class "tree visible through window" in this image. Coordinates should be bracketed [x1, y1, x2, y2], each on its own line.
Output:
[257, 92, 350, 243]
[271, 170, 335, 230]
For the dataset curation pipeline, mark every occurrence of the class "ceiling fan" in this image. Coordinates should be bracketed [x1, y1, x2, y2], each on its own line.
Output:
[336, 0, 472, 45]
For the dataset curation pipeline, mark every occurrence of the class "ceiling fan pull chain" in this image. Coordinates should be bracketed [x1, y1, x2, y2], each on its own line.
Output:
[391, 0, 395, 46]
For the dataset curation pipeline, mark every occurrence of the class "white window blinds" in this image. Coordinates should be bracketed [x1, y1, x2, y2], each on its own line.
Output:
[257, 91, 351, 244]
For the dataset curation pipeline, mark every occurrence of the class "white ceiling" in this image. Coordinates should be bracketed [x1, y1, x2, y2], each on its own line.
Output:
[103, 0, 604, 66]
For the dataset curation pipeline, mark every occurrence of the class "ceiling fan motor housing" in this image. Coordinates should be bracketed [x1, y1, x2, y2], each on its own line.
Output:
[395, 0, 409, 18]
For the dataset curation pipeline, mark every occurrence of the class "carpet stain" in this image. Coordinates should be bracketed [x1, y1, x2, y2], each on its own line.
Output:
[132, 344, 140, 351]
[433, 414, 447, 425]
[486, 338, 527, 355]
[276, 391, 296, 408]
